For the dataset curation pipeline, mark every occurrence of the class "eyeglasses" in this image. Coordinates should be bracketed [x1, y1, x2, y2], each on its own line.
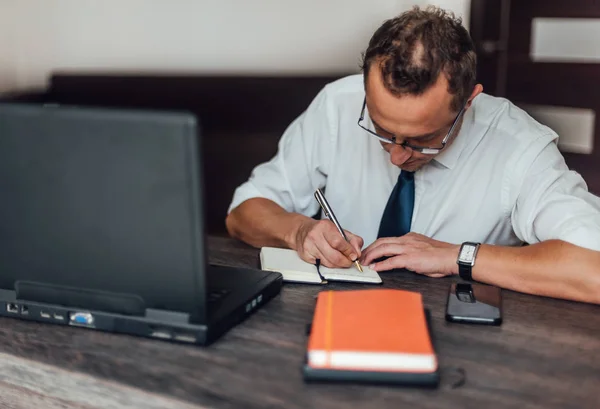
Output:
[357, 97, 466, 155]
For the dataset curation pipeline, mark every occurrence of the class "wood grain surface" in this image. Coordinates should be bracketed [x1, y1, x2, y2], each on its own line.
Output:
[0, 235, 597, 409]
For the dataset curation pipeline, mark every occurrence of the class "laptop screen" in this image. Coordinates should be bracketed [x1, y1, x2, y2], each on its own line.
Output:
[0, 103, 208, 320]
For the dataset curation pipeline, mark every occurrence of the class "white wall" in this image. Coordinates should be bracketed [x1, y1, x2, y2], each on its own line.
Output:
[0, 0, 470, 92]
[0, 2, 17, 93]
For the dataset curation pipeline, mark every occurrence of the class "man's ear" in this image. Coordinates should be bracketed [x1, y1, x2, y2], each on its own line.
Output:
[465, 84, 484, 109]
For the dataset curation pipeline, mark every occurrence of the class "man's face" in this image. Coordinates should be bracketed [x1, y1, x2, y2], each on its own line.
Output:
[365, 66, 465, 171]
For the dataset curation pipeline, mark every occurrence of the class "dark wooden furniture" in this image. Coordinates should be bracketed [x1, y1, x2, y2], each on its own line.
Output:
[0, 236, 597, 408]
[0, 73, 349, 236]
[470, 0, 600, 195]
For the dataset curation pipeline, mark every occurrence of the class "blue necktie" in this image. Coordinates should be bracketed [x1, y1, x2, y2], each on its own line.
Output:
[377, 171, 415, 238]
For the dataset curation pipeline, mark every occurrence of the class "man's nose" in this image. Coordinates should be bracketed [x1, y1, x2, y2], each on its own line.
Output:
[389, 144, 412, 166]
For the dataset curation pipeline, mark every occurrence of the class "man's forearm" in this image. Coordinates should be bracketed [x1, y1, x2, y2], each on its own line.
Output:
[225, 198, 311, 249]
[465, 240, 600, 304]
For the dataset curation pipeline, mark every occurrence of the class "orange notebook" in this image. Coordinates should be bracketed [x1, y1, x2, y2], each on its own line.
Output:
[304, 289, 439, 386]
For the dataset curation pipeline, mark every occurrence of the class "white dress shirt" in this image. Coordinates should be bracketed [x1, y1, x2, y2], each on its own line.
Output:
[228, 74, 600, 251]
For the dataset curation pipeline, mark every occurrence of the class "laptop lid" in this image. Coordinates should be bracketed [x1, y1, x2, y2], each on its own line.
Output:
[0, 103, 209, 323]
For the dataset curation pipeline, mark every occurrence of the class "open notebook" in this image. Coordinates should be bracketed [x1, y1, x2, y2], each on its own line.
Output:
[303, 289, 439, 386]
[259, 247, 381, 284]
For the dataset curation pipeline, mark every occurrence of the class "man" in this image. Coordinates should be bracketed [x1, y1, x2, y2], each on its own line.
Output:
[226, 6, 600, 304]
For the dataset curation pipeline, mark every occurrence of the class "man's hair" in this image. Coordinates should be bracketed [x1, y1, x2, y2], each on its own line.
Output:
[360, 6, 477, 112]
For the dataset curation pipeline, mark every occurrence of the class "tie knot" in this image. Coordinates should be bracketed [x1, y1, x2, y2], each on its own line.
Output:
[400, 170, 414, 182]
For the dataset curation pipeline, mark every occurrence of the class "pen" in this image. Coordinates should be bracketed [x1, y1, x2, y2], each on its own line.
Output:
[314, 188, 363, 272]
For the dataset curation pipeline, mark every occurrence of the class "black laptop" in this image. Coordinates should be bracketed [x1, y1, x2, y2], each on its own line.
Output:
[0, 102, 282, 345]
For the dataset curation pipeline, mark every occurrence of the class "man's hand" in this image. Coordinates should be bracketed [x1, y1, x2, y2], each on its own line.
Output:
[361, 232, 460, 277]
[291, 219, 364, 268]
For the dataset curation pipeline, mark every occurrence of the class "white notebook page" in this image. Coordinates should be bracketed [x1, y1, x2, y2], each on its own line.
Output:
[260, 247, 381, 284]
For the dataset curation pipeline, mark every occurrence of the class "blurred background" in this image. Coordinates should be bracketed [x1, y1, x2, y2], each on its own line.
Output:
[0, 0, 469, 89]
[0, 0, 598, 234]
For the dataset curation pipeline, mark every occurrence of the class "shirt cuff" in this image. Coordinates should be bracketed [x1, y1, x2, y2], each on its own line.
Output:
[555, 222, 600, 252]
[227, 181, 291, 215]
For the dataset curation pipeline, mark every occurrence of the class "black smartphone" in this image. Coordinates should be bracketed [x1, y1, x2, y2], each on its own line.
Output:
[445, 282, 502, 325]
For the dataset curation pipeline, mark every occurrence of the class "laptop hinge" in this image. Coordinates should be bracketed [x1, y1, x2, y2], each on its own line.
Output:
[15, 280, 145, 316]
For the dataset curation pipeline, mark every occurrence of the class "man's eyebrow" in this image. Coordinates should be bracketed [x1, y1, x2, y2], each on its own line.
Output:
[410, 130, 442, 141]
[371, 117, 442, 141]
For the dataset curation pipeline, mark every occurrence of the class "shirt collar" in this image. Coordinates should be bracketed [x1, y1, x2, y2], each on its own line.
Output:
[432, 102, 475, 170]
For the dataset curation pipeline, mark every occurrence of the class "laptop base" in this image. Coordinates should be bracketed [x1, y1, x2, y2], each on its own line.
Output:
[0, 265, 282, 346]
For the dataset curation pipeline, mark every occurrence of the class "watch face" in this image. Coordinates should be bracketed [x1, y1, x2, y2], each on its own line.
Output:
[458, 244, 476, 263]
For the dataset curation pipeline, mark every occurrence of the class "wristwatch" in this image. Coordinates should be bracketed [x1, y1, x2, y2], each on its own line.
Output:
[456, 242, 480, 281]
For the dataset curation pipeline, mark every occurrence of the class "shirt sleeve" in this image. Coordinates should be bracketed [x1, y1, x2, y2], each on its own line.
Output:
[509, 134, 600, 251]
[227, 85, 336, 217]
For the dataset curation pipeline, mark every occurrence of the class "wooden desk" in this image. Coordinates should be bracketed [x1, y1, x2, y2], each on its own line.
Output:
[0, 236, 598, 408]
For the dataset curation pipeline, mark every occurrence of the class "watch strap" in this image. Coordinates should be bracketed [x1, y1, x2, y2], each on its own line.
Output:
[457, 242, 480, 281]
[458, 262, 473, 281]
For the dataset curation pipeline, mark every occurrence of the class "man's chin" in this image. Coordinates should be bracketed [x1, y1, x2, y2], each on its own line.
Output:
[398, 161, 425, 172]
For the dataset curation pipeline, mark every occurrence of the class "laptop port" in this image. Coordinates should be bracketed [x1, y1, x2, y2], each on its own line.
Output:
[69, 312, 94, 326]
[20, 305, 29, 315]
[53, 313, 64, 321]
[174, 333, 197, 343]
[40, 310, 51, 319]
[6, 303, 18, 313]
[150, 330, 172, 339]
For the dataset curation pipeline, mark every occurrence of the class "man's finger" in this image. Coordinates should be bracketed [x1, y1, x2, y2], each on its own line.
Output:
[316, 238, 353, 268]
[302, 223, 353, 267]
[362, 238, 395, 258]
[370, 254, 409, 272]
[323, 229, 358, 261]
[316, 230, 355, 267]
[365, 235, 413, 250]
[362, 243, 407, 265]
[303, 247, 340, 270]
[345, 231, 364, 258]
